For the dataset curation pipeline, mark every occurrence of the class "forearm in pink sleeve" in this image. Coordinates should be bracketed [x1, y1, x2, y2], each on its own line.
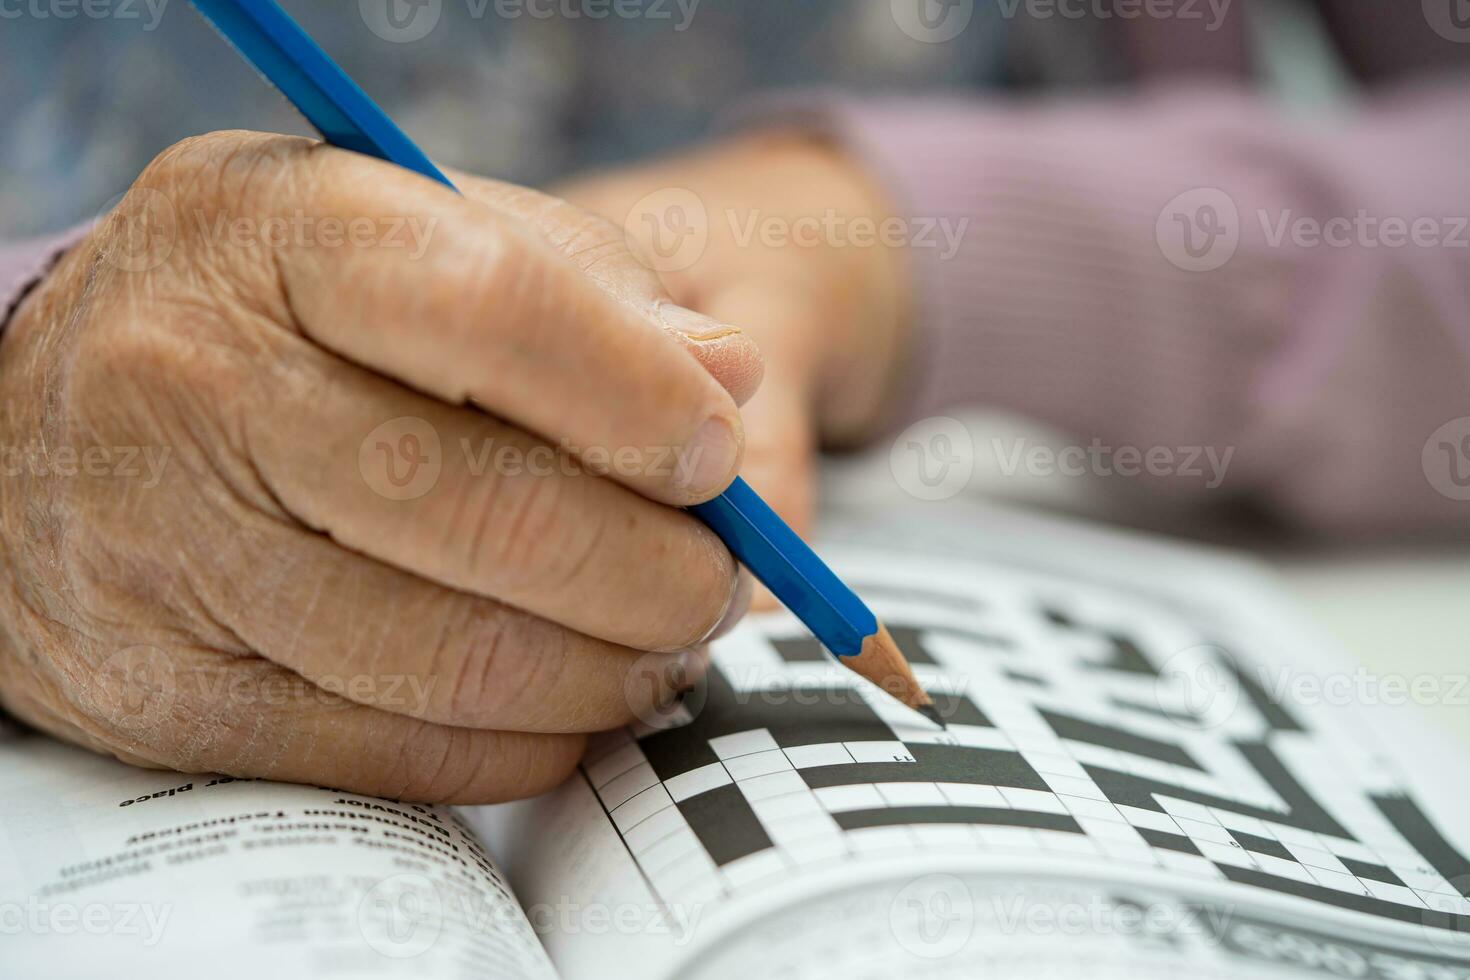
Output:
[810, 85, 1470, 536]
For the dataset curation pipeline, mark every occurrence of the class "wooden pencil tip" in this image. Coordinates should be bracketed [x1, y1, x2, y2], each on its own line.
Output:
[845, 622, 939, 719]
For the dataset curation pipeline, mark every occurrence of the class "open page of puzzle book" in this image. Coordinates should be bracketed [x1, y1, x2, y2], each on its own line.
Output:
[5, 501, 1468, 979]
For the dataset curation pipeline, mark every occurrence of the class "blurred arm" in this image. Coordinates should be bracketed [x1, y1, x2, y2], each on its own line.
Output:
[783, 83, 1470, 536]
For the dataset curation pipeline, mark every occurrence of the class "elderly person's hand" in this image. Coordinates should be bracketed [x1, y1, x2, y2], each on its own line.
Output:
[0, 131, 760, 802]
[557, 132, 914, 540]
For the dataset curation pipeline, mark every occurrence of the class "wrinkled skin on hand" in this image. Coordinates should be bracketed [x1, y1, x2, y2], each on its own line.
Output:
[0, 131, 764, 802]
[557, 131, 913, 541]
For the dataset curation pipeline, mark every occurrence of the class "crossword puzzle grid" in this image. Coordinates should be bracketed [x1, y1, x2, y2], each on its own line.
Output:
[581, 566, 1470, 936]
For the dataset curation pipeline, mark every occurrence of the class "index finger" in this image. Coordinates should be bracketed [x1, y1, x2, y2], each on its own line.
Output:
[180, 133, 760, 505]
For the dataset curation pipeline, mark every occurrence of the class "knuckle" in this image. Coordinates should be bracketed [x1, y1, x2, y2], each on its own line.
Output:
[391, 724, 480, 803]
[87, 653, 213, 767]
[545, 207, 637, 272]
[93, 317, 192, 388]
[451, 221, 527, 322]
[464, 469, 569, 592]
[633, 524, 734, 652]
[130, 131, 316, 295]
[137, 130, 300, 211]
[72, 317, 251, 457]
[431, 603, 566, 727]
[517, 736, 585, 799]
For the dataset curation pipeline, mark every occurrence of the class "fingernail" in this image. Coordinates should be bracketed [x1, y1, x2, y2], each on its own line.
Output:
[677, 415, 741, 496]
[659, 302, 743, 343]
[701, 569, 753, 645]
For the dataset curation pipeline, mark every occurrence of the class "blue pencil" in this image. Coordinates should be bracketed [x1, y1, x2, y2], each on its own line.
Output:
[186, 0, 939, 724]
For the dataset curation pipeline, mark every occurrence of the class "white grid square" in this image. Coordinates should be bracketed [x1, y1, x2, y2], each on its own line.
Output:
[1254, 853, 1314, 883]
[601, 762, 658, 810]
[1000, 788, 1069, 814]
[878, 782, 948, 806]
[815, 784, 887, 812]
[710, 729, 779, 760]
[1116, 806, 1181, 833]
[844, 741, 914, 763]
[1195, 840, 1255, 868]
[724, 749, 793, 781]
[737, 769, 808, 802]
[664, 762, 732, 803]
[586, 741, 644, 789]
[937, 783, 1006, 808]
[612, 783, 673, 834]
[783, 742, 855, 769]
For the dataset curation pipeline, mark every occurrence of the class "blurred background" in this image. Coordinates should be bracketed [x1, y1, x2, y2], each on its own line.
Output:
[10, 0, 1465, 236]
[3, 0, 1467, 741]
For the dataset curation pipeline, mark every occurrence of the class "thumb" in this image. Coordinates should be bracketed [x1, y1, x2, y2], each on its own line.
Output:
[739, 367, 819, 538]
[725, 362, 819, 614]
[700, 283, 822, 539]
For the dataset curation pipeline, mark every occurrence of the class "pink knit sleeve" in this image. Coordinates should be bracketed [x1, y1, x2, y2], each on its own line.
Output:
[789, 84, 1470, 536]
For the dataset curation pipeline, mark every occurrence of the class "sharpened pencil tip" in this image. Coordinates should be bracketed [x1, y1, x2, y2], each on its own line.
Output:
[917, 703, 947, 730]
